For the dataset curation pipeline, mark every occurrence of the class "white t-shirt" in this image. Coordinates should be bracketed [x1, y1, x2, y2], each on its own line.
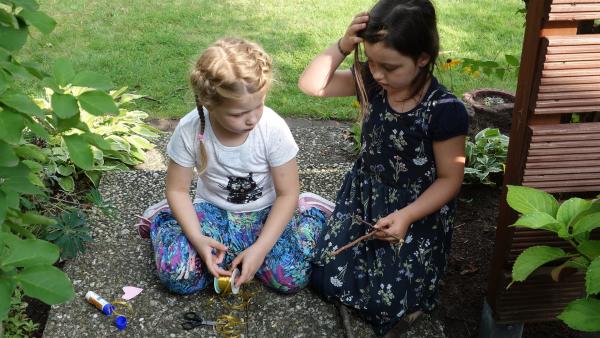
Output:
[166, 106, 298, 212]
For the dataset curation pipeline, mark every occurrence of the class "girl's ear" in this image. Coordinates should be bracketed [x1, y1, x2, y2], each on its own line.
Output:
[417, 53, 431, 68]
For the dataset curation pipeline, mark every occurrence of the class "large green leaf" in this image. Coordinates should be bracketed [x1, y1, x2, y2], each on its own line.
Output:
[586, 257, 600, 295]
[0, 162, 29, 178]
[0, 92, 43, 116]
[51, 92, 79, 119]
[0, 140, 18, 167]
[126, 134, 152, 150]
[52, 59, 75, 86]
[63, 134, 93, 170]
[25, 118, 49, 140]
[558, 198, 592, 229]
[507, 185, 559, 216]
[17, 8, 55, 34]
[2, 176, 42, 194]
[71, 71, 113, 90]
[1, 236, 59, 268]
[512, 212, 560, 232]
[78, 90, 118, 115]
[558, 298, 600, 332]
[21, 212, 57, 226]
[11, 0, 39, 10]
[0, 279, 16, 321]
[578, 240, 600, 260]
[132, 125, 160, 138]
[17, 265, 74, 304]
[57, 175, 74, 192]
[20, 61, 47, 79]
[0, 190, 6, 224]
[571, 211, 600, 237]
[0, 24, 28, 51]
[81, 132, 112, 150]
[84, 170, 101, 187]
[0, 109, 25, 144]
[0, 7, 18, 28]
[0, 68, 9, 95]
[512, 246, 567, 282]
[14, 143, 46, 162]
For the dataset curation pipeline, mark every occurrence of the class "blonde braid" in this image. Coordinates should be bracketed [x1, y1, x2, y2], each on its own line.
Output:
[189, 37, 273, 174]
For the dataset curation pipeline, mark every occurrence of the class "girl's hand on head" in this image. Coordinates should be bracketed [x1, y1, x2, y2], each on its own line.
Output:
[340, 12, 369, 55]
[229, 244, 268, 288]
[373, 209, 412, 243]
[197, 235, 231, 278]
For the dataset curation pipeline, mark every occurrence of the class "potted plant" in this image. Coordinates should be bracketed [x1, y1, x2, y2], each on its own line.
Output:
[463, 88, 515, 135]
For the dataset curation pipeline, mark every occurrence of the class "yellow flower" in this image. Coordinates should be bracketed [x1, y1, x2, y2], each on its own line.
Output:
[472, 71, 481, 78]
[352, 99, 360, 108]
[441, 58, 461, 70]
[463, 66, 472, 74]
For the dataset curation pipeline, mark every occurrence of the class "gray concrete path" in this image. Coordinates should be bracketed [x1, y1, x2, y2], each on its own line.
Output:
[42, 118, 445, 338]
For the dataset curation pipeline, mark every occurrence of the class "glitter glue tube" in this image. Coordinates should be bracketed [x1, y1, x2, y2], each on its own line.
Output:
[85, 291, 114, 316]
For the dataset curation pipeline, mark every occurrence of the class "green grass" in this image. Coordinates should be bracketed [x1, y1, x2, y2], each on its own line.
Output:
[19, 0, 524, 120]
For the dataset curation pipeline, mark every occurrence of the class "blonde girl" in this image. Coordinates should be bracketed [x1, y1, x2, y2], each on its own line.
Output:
[143, 38, 332, 294]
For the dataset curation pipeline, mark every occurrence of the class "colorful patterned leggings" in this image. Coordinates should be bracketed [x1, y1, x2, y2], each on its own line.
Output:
[150, 201, 326, 294]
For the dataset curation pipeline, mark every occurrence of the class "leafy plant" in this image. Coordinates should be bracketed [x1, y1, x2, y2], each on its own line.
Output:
[0, 0, 157, 323]
[507, 185, 600, 332]
[85, 187, 116, 219]
[464, 128, 509, 185]
[45, 210, 91, 260]
[2, 288, 39, 337]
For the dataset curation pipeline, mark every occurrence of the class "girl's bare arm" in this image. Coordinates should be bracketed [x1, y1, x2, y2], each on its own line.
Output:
[297, 12, 369, 97]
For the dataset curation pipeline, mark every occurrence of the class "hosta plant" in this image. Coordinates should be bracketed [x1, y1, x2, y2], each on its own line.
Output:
[507, 185, 600, 332]
[464, 128, 509, 185]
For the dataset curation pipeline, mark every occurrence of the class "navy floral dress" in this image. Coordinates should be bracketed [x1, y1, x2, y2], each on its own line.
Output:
[311, 65, 468, 335]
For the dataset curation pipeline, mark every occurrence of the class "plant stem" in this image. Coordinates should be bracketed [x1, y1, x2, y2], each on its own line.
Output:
[331, 231, 377, 256]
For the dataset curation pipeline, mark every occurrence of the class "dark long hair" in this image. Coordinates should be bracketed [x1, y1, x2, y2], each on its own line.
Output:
[354, 0, 439, 117]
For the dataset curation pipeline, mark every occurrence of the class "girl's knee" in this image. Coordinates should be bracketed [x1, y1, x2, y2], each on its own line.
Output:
[158, 270, 209, 295]
[258, 263, 310, 294]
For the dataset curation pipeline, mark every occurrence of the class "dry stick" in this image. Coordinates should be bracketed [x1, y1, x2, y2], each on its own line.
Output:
[330, 216, 405, 256]
[330, 231, 377, 256]
[353, 216, 405, 243]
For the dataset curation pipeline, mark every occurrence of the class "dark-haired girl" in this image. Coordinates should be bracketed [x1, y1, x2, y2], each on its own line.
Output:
[298, 0, 468, 335]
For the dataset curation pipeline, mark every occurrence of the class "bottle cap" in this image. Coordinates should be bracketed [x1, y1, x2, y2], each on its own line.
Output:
[102, 304, 114, 316]
[114, 315, 127, 330]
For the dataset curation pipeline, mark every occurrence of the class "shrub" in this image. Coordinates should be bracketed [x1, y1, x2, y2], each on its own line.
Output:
[464, 128, 508, 185]
[0, 0, 158, 324]
[507, 185, 600, 332]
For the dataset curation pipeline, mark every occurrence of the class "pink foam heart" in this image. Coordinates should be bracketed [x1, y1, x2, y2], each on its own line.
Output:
[121, 286, 143, 300]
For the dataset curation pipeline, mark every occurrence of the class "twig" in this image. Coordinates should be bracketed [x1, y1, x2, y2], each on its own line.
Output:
[454, 223, 465, 230]
[49, 196, 79, 205]
[330, 231, 377, 256]
[352, 216, 405, 243]
[329, 215, 407, 256]
[140, 95, 160, 103]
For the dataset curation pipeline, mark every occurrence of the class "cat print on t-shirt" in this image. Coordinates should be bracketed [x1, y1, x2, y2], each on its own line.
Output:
[219, 173, 263, 204]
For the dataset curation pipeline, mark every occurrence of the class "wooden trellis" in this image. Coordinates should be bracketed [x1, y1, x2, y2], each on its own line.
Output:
[486, 0, 600, 323]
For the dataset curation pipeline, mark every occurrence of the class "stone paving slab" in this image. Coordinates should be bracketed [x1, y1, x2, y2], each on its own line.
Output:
[42, 119, 445, 338]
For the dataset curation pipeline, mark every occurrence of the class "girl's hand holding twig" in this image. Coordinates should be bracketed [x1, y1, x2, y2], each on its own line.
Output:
[372, 210, 412, 243]
[339, 12, 369, 55]
[197, 235, 231, 278]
